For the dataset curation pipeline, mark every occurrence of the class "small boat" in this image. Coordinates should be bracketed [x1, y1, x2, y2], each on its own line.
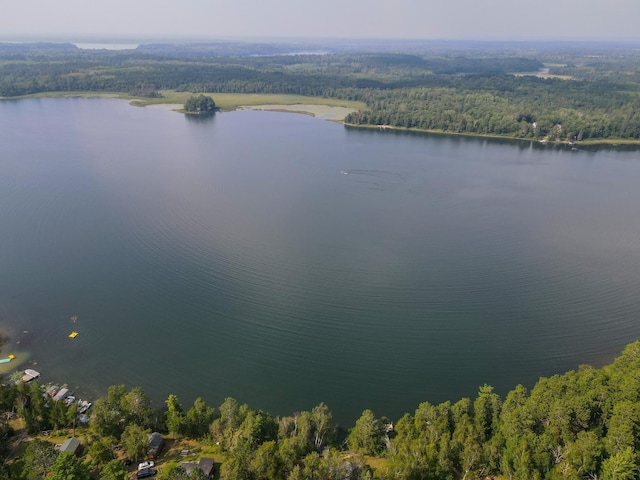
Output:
[64, 396, 76, 406]
[53, 388, 69, 401]
[69, 331, 79, 338]
[78, 400, 92, 413]
[46, 385, 59, 397]
[0, 354, 15, 364]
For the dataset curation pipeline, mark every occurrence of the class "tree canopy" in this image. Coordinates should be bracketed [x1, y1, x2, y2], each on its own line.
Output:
[184, 94, 216, 114]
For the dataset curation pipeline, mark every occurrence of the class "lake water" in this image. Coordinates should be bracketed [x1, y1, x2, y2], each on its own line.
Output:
[1, 97, 640, 426]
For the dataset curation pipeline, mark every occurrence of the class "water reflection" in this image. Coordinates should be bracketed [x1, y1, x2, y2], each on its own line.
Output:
[184, 112, 216, 125]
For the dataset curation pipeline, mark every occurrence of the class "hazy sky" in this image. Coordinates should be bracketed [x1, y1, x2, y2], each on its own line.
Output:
[2, 0, 639, 41]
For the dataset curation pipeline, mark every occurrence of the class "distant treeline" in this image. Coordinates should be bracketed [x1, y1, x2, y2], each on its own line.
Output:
[1, 42, 640, 141]
[3, 342, 640, 479]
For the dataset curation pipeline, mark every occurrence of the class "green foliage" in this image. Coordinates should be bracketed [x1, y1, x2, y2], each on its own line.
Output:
[473, 384, 501, 441]
[0, 381, 17, 412]
[91, 385, 156, 440]
[184, 94, 216, 114]
[189, 468, 209, 480]
[310, 402, 335, 451]
[162, 465, 191, 480]
[248, 440, 281, 479]
[601, 446, 637, 480]
[120, 423, 150, 462]
[21, 438, 58, 480]
[49, 451, 91, 480]
[185, 397, 215, 439]
[91, 385, 127, 438]
[347, 409, 388, 456]
[99, 459, 129, 480]
[165, 394, 185, 439]
[121, 386, 153, 428]
[15, 381, 49, 434]
[87, 436, 117, 467]
[210, 397, 252, 451]
[49, 399, 74, 430]
[234, 409, 278, 450]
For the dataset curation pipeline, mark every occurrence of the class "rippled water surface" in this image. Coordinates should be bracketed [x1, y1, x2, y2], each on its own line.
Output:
[1, 98, 640, 425]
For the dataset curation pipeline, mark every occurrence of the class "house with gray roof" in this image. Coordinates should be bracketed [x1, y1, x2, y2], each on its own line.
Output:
[179, 457, 215, 478]
[59, 437, 81, 455]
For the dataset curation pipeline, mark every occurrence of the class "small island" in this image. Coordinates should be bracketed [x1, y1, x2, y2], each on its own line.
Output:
[183, 94, 217, 115]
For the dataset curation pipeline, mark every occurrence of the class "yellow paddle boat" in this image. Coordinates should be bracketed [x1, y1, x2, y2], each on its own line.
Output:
[0, 354, 15, 364]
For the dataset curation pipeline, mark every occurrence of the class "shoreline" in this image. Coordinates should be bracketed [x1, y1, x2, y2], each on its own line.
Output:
[2, 91, 639, 146]
[343, 122, 640, 147]
[0, 324, 32, 376]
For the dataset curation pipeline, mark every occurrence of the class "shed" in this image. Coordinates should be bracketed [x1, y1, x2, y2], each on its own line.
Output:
[59, 437, 81, 455]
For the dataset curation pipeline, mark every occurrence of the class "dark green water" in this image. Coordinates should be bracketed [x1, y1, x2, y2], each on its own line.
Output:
[1, 98, 640, 425]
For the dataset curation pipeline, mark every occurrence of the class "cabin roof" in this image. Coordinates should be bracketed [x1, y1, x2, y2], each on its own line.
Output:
[198, 457, 215, 474]
[148, 432, 164, 447]
[60, 437, 80, 453]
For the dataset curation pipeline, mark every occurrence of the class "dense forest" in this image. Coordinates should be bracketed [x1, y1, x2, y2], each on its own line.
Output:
[1, 41, 640, 142]
[2, 341, 640, 479]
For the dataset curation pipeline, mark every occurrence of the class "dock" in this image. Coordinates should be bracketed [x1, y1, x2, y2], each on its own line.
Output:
[21, 369, 41, 383]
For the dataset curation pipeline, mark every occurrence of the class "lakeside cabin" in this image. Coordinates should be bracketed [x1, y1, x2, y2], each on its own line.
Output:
[179, 458, 215, 479]
[57, 437, 81, 456]
[147, 432, 164, 459]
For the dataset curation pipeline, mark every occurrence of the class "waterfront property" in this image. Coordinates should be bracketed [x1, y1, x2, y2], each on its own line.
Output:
[58, 437, 81, 455]
[179, 458, 215, 478]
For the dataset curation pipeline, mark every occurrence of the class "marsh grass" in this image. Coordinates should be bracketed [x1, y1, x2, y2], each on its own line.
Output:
[134, 91, 365, 111]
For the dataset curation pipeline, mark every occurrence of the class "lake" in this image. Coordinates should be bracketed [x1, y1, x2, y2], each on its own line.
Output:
[1, 97, 640, 426]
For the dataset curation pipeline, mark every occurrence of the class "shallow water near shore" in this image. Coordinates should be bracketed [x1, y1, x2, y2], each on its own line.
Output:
[1, 97, 640, 425]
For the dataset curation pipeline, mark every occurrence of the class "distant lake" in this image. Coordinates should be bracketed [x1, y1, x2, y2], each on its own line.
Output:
[1, 98, 640, 426]
[73, 43, 139, 50]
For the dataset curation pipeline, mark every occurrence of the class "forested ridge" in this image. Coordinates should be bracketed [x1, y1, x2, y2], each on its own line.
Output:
[3, 342, 640, 479]
[1, 41, 640, 142]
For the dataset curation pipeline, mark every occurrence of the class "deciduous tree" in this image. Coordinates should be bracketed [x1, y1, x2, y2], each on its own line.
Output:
[347, 409, 387, 456]
[49, 451, 91, 480]
[120, 423, 150, 462]
[165, 394, 185, 439]
[99, 459, 128, 480]
[21, 439, 58, 480]
[185, 397, 215, 439]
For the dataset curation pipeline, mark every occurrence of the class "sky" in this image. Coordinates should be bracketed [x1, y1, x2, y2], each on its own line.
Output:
[1, 0, 639, 42]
